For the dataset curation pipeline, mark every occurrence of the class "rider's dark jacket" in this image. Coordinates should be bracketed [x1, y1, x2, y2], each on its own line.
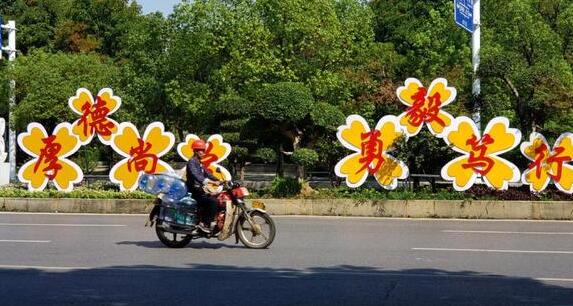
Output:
[185, 156, 218, 192]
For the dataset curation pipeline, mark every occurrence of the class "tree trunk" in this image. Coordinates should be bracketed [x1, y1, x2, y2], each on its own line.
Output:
[293, 131, 304, 182]
[176, 127, 184, 143]
[277, 144, 284, 177]
[517, 97, 530, 135]
[502, 76, 530, 134]
[239, 162, 245, 181]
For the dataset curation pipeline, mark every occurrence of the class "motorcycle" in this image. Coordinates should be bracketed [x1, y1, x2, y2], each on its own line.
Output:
[148, 180, 276, 249]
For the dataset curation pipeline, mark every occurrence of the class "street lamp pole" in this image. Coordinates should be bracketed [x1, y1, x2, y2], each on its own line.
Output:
[472, 0, 481, 130]
[1, 20, 17, 182]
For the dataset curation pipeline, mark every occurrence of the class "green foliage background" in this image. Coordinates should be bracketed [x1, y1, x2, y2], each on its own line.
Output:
[1, 0, 572, 182]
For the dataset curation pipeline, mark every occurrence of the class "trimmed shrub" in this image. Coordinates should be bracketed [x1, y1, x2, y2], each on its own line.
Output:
[291, 148, 319, 169]
[270, 177, 301, 198]
[256, 148, 278, 164]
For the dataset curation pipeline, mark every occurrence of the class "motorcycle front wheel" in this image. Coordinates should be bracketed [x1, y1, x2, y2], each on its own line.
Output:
[155, 221, 192, 248]
[237, 210, 276, 249]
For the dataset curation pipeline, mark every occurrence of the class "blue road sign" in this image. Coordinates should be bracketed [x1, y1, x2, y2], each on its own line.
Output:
[455, 0, 473, 33]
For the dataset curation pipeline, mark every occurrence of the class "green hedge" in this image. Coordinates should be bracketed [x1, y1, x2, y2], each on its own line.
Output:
[1, 184, 571, 201]
[0, 187, 154, 199]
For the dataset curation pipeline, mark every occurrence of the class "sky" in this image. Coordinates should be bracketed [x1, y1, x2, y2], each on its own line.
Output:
[133, 0, 182, 15]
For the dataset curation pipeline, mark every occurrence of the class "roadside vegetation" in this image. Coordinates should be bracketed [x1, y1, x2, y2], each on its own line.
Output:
[1, 178, 572, 201]
[1, 0, 572, 185]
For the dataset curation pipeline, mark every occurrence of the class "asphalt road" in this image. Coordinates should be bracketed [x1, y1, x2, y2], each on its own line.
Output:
[0, 213, 572, 305]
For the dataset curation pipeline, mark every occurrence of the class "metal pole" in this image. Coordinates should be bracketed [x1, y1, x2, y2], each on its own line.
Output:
[472, 0, 481, 130]
[5, 21, 16, 182]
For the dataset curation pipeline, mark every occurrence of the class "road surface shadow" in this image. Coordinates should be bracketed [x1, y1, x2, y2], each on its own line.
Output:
[116, 240, 243, 249]
[0, 264, 571, 305]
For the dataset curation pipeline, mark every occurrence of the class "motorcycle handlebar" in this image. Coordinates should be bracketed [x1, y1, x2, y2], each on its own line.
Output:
[222, 180, 241, 190]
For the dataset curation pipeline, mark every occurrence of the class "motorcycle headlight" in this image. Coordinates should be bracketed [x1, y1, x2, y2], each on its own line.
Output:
[232, 187, 249, 198]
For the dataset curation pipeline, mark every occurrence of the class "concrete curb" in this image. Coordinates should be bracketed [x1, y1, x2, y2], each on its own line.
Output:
[1, 198, 573, 220]
[259, 199, 573, 220]
[0, 198, 156, 214]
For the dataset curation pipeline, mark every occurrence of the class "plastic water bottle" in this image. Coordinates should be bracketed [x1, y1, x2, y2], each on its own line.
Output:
[149, 175, 163, 194]
[179, 195, 197, 207]
[138, 173, 157, 194]
[161, 195, 177, 205]
[137, 173, 149, 192]
[175, 211, 186, 224]
[164, 208, 174, 222]
[138, 173, 148, 191]
[167, 179, 187, 201]
[155, 175, 174, 194]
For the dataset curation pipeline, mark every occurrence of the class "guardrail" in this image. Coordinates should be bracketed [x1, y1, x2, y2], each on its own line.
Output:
[82, 171, 462, 191]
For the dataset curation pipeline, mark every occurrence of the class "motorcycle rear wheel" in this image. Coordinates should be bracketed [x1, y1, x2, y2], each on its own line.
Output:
[237, 211, 276, 249]
[155, 221, 192, 248]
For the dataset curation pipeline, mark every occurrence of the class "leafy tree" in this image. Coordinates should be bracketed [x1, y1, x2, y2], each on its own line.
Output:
[10, 50, 119, 130]
[556, 4, 573, 65]
[0, 0, 68, 54]
[256, 0, 377, 105]
[3, 0, 572, 182]
[480, 0, 573, 136]
[163, 0, 278, 136]
[291, 148, 319, 179]
[115, 12, 170, 130]
[54, 0, 140, 56]
[255, 82, 314, 150]
[255, 148, 278, 164]
[0, 63, 9, 118]
[371, 0, 472, 79]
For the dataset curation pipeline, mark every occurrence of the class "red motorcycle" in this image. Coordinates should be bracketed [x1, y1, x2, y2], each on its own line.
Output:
[150, 181, 276, 249]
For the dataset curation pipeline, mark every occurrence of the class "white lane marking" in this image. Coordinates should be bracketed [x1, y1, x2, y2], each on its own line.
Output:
[2, 212, 573, 223]
[0, 264, 572, 283]
[0, 265, 87, 270]
[0, 223, 126, 227]
[273, 215, 573, 223]
[413, 248, 573, 255]
[0, 240, 51, 243]
[0, 212, 147, 217]
[443, 230, 573, 235]
[537, 278, 573, 283]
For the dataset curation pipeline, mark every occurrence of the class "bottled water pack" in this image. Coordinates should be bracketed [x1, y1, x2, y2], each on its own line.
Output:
[138, 173, 188, 202]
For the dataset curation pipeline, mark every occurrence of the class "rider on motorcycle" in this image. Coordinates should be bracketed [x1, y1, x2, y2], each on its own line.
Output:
[186, 139, 222, 233]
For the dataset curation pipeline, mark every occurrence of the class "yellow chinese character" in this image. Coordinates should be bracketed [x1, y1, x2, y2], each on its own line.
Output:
[335, 115, 408, 189]
[521, 132, 573, 193]
[441, 117, 521, 191]
[69, 88, 120, 145]
[177, 134, 232, 181]
[18, 123, 83, 191]
[110, 122, 174, 191]
[396, 78, 456, 137]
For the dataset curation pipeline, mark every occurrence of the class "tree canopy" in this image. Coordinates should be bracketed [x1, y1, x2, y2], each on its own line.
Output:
[1, 0, 572, 179]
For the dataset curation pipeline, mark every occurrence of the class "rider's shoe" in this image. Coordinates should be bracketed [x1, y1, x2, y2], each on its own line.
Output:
[197, 223, 211, 234]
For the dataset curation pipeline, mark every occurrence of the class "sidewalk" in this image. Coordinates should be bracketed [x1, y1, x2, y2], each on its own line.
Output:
[1, 198, 572, 220]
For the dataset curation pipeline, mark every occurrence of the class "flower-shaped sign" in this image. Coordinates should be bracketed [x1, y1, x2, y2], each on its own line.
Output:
[177, 134, 232, 181]
[110, 122, 175, 191]
[335, 115, 409, 189]
[17, 123, 83, 192]
[441, 117, 521, 191]
[396, 78, 456, 138]
[69, 88, 121, 145]
[520, 132, 573, 193]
